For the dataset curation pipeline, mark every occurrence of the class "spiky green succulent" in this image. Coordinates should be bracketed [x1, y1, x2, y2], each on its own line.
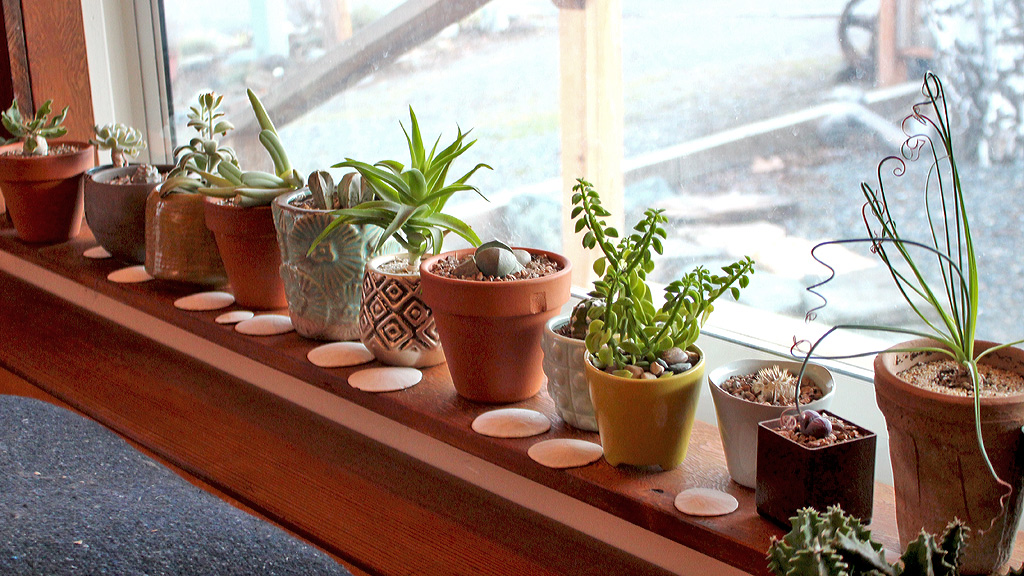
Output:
[2, 99, 69, 156]
[90, 123, 146, 167]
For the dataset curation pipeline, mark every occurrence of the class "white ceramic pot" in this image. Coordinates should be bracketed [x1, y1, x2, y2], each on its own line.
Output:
[541, 315, 598, 431]
[708, 359, 835, 488]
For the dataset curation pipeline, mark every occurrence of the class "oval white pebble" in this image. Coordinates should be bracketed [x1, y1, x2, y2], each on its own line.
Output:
[174, 291, 235, 311]
[307, 342, 374, 368]
[83, 246, 112, 259]
[215, 310, 254, 324]
[235, 314, 294, 336]
[472, 409, 551, 439]
[349, 367, 421, 392]
[674, 488, 739, 517]
[107, 265, 153, 283]
[528, 439, 603, 469]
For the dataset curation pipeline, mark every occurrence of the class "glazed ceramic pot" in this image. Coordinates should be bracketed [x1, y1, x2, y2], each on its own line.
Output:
[145, 190, 227, 285]
[585, 349, 705, 469]
[541, 315, 597, 431]
[419, 248, 572, 404]
[359, 253, 444, 367]
[0, 141, 94, 243]
[708, 359, 835, 488]
[272, 189, 386, 340]
[84, 164, 171, 263]
[204, 198, 287, 310]
[875, 339, 1024, 575]
[755, 411, 876, 527]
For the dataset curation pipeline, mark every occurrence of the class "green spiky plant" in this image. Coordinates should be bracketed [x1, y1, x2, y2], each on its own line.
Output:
[2, 99, 69, 156]
[768, 506, 966, 576]
[310, 106, 491, 269]
[90, 123, 146, 167]
[570, 178, 754, 374]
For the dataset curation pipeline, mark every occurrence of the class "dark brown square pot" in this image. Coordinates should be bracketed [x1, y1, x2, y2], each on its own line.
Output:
[755, 410, 876, 527]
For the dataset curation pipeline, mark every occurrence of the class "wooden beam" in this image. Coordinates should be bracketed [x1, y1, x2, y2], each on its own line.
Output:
[0, 0, 31, 111]
[876, 0, 906, 86]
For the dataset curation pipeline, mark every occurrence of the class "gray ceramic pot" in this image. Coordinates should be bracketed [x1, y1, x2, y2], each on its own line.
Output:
[84, 164, 171, 263]
[541, 315, 598, 431]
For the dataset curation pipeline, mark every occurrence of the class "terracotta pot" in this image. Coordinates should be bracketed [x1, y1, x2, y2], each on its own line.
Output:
[875, 339, 1024, 575]
[541, 315, 597, 431]
[708, 359, 835, 488]
[203, 198, 286, 310]
[419, 248, 572, 404]
[145, 191, 227, 285]
[84, 164, 171, 263]
[359, 253, 445, 367]
[0, 141, 94, 243]
[272, 189, 386, 340]
[755, 411, 876, 527]
[584, 350, 705, 469]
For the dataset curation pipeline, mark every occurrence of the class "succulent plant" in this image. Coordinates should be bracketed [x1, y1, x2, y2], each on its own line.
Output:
[1, 99, 69, 155]
[767, 506, 965, 576]
[90, 122, 146, 167]
[752, 366, 797, 404]
[307, 170, 374, 210]
[159, 92, 239, 196]
[797, 410, 833, 439]
[566, 298, 602, 340]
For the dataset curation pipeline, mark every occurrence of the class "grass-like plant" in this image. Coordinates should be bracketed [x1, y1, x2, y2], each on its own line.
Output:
[570, 178, 754, 374]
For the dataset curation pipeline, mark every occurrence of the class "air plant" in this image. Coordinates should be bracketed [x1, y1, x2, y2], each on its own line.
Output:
[1, 99, 68, 155]
[90, 123, 146, 167]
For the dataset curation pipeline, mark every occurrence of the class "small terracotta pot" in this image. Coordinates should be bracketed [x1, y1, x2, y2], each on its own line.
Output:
[419, 248, 572, 404]
[541, 315, 597, 431]
[203, 198, 286, 310]
[84, 164, 171, 263]
[359, 253, 444, 367]
[584, 350, 705, 469]
[0, 141, 94, 243]
[875, 339, 1024, 575]
[145, 190, 227, 285]
[708, 359, 835, 488]
[755, 410, 876, 527]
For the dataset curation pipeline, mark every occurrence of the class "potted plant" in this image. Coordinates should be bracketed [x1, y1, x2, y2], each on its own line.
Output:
[707, 359, 836, 488]
[312, 107, 490, 367]
[796, 72, 1024, 574]
[147, 93, 229, 286]
[0, 99, 94, 243]
[419, 239, 572, 403]
[541, 299, 601, 431]
[571, 179, 755, 469]
[84, 123, 169, 263]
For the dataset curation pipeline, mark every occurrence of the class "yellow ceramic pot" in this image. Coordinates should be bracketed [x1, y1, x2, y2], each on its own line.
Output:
[585, 347, 705, 469]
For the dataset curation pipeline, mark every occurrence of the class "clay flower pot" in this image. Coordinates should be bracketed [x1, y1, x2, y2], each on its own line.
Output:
[875, 339, 1024, 575]
[272, 189, 386, 340]
[755, 410, 876, 527]
[541, 315, 597, 431]
[584, 350, 705, 469]
[203, 198, 286, 310]
[84, 164, 171, 263]
[419, 248, 572, 404]
[0, 141, 94, 243]
[145, 190, 227, 286]
[708, 359, 835, 488]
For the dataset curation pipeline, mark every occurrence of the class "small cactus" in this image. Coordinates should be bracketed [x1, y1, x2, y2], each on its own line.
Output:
[91, 122, 146, 167]
[1, 99, 69, 155]
[752, 365, 797, 403]
[567, 298, 602, 339]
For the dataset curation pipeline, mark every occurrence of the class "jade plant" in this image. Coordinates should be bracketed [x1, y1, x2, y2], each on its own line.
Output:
[90, 123, 146, 167]
[311, 106, 491, 268]
[570, 178, 755, 375]
[767, 506, 965, 576]
[2, 99, 68, 155]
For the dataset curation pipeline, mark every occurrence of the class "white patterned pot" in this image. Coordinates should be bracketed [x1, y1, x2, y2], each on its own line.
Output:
[541, 315, 598, 431]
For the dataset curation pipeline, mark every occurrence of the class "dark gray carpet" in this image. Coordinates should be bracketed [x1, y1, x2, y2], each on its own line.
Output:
[0, 395, 353, 576]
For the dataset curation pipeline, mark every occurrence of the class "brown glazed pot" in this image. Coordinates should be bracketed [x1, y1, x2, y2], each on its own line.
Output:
[84, 164, 172, 263]
[875, 339, 1024, 575]
[204, 198, 287, 310]
[145, 191, 227, 286]
[419, 248, 572, 403]
[755, 410, 876, 527]
[0, 141, 94, 243]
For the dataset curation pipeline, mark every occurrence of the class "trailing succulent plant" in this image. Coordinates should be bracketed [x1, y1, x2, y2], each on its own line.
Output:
[767, 506, 966, 576]
[570, 178, 754, 375]
[90, 122, 146, 167]
[311, 106, 491, 267]
[1, 99, 69, 155]
[159, 92, 239, 196]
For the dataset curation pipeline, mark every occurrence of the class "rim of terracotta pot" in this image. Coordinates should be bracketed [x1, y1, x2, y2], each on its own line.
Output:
[0, 141, 95, 181]
[708, 358, 836, 409]
[203, 196, 277, 235]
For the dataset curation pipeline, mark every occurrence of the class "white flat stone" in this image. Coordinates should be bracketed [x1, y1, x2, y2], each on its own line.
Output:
[471, 409, 551, 439]
[235, 314, 294, 336]
[83, 246, 112, 259]
[307, 342, 375, 368]
[674, 488, 739, 517]
[107, 265, 153, 283]
[215, 310, 254, 324]
[174, 291, 235, 311]
[528, 439, 603, 469]
[348, 367, 422, 392]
